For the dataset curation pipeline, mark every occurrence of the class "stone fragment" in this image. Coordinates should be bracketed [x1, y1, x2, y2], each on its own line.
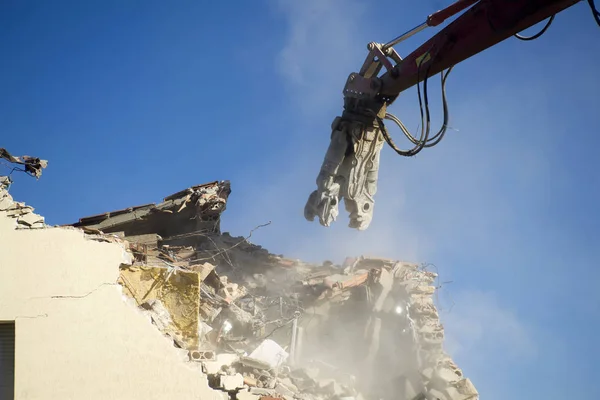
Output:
[273, 381, 296, 398]
[191, 262, 216, 282]
[6, 204, 33, 217]
[219, 373, 244, 391]
[248, 388, 277, 396]
[189, 349, 216, 362]
[236, 389, 261, 400]
[203, 353, 239, 375]
[249, 339, 288, 368]
[453, 378, 478, 399]
[0, 194, 14, 211]
[219, 281, 246, 303]
[289, 367, 319, 391]
[0, 176, 10, 188]
[17, 212, 44, 227]
[243, 375, 258, 387]
[318, 379, 344, 396]
[239, 356, 272, 371]
[30, 221, 46, 229]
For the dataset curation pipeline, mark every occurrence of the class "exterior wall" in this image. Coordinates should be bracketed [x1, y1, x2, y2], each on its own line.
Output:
[0, 199, 220, 400]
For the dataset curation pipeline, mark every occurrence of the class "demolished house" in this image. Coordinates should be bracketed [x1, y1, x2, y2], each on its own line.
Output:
[0, 148, 478, 400]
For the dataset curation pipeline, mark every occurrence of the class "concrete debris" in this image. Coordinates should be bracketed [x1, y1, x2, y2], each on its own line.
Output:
[0, 147, 48, 178]
[65, 182, 479, 400]
[249, 339, 289, 369]
[190, 349, 216, 362]
[220, 373, 245, 391]
[236, 389, 261, 400]
[0, 182, 46, 230]
[0, 175, 11, 190]
[17, 211, 45, 227]
[69, 180, 231, 239]
[0, 191, 14, 211]
[119, 266, 203, 348]
[202, 353, 240, 375]
[0, 147, 476, 400]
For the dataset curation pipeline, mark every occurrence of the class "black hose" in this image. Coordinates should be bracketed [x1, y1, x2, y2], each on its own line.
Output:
[424, 66, 453, 147]
[589, 0, 600, 27]
[514, 15, 555, 41]
[379, 64, 453, 155]
[375, 48, 436, 157]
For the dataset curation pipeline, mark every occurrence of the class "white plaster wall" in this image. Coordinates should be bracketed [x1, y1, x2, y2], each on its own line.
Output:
[0, 212, 220, 400]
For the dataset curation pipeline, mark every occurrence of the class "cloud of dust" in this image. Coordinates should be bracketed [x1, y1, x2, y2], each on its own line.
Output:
[442, 290, 538, 364]
[273, 0, 367, 116]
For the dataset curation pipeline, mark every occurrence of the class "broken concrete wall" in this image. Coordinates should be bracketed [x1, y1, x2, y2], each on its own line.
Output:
[119, 265, 204, 349]
[0, 188, 223, 400]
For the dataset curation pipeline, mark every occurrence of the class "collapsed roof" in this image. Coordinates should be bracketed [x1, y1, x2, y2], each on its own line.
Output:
[70, 180, 231, 239]
[0, 147, 48, 179]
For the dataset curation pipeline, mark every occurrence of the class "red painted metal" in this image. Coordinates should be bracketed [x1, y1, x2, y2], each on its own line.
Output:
[380, 0, 580, 97]
[427, 0, 480, 27]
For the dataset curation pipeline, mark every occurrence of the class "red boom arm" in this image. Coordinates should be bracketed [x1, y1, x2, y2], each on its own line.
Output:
[380, 0, 581, 97]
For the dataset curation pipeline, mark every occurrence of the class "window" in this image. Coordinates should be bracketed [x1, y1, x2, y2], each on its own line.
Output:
[0, 322, 15, 400]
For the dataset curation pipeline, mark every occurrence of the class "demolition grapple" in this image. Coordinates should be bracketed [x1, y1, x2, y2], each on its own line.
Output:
[304, 0, 592, 230]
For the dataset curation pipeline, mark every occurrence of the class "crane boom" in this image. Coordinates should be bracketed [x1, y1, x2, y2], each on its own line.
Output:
[304, 0, 597, 231]
[380, 0, 580, 97]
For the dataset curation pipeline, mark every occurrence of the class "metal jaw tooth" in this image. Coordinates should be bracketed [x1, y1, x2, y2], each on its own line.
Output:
[303, 188, 339, 227]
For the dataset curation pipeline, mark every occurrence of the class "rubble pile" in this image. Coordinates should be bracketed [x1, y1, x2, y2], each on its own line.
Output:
[66, 181, 478, 400]
[0, 159, 47, 229]
[1, 145, 478, 400]
[0, 179, 46, 229]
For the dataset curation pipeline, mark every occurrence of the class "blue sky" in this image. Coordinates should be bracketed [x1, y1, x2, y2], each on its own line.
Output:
[2, 1, 599, 398]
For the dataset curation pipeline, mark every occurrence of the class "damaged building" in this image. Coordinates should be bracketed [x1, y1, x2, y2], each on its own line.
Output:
[0, 148, 478, 400]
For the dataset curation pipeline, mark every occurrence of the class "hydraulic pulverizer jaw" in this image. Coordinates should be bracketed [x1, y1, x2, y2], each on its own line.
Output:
[304, 42, 402, 230]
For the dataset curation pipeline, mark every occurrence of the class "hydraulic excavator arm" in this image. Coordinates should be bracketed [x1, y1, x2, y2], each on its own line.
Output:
[304, 0, 598, 230]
